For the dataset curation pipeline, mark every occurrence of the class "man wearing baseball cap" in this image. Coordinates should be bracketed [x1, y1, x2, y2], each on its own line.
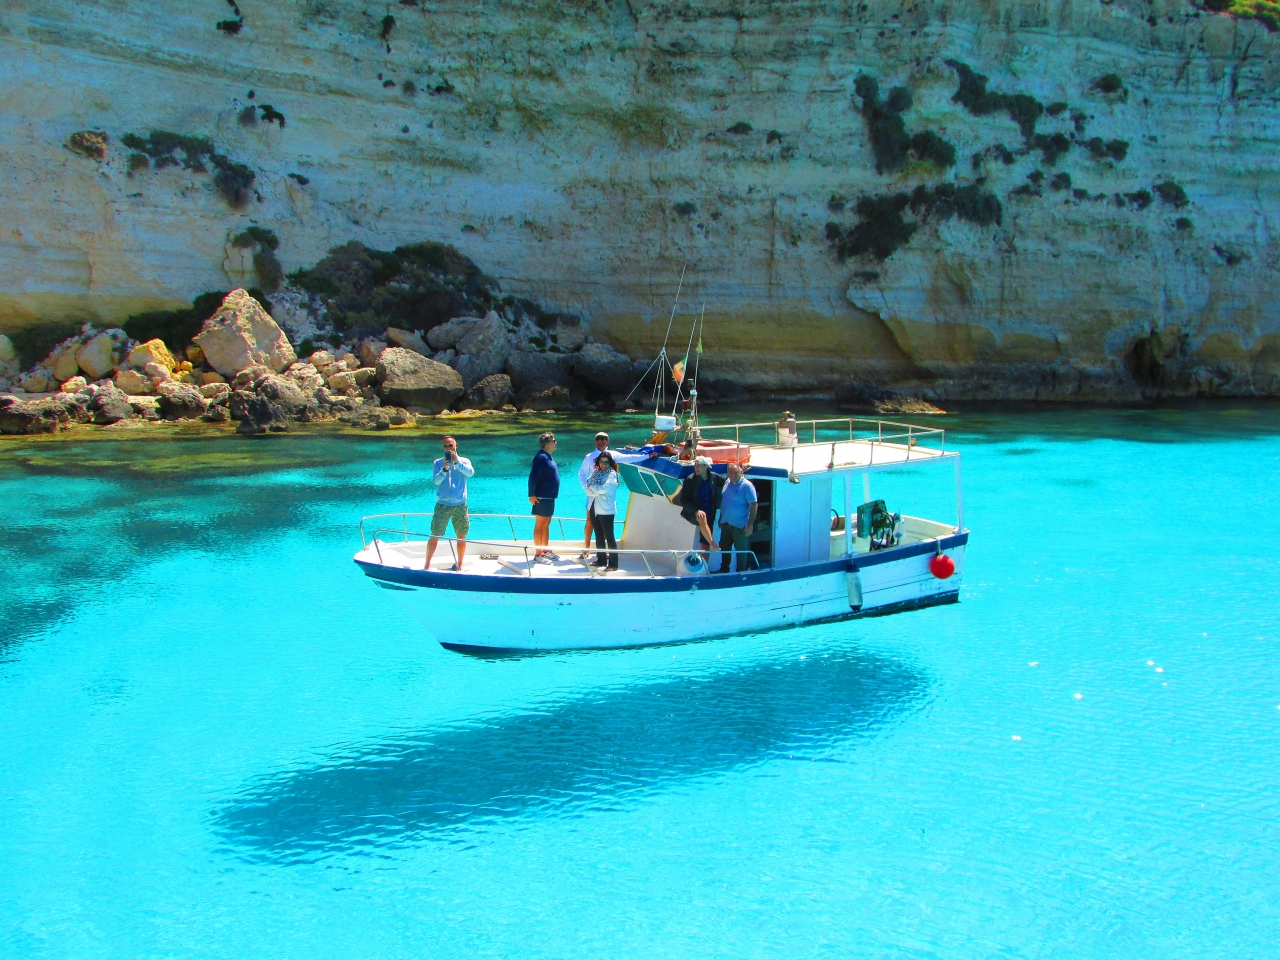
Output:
[577, 431, 611, 559]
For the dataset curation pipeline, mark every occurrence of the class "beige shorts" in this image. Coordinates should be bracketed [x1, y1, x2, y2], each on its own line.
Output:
[430, 502, 470, 537]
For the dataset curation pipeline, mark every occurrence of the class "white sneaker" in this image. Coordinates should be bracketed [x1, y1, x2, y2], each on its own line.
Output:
[534, 554, 554, 565]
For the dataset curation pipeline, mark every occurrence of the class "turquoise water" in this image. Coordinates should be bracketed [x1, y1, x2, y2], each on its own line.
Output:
[1, 406, 1278, 958]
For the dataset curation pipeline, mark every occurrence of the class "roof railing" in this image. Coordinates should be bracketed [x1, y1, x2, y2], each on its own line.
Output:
[698, 416, 944, 447]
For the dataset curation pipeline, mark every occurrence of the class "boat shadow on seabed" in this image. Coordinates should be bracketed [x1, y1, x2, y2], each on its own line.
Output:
[212, 646, 930, 863]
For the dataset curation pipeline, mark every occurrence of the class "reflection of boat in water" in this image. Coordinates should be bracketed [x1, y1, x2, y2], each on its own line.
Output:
[353, 412, 969, 653]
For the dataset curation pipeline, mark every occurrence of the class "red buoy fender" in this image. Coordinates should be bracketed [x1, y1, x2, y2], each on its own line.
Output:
[929, 551, 956, 580]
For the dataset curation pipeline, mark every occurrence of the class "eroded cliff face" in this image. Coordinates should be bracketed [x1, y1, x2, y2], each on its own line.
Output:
[2, 0, 1278, 399]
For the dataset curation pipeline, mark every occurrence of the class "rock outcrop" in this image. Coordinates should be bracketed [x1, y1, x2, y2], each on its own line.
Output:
[3, 1, 1279, 400]
[454, 311, 510, 388]
[465, 373, 513, 410]
[375, 346, 464, 410]
[193, 290, 296, 377]
[573, 342, 635, 395]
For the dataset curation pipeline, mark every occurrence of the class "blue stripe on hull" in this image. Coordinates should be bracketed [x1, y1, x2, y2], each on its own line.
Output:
[355, 532, 969, 596]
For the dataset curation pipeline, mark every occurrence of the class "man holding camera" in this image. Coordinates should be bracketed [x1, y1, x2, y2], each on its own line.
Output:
[425, 436, 474, 571]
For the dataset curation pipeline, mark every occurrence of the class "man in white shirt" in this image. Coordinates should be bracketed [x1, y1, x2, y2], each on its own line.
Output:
[577, 431, 610, 559]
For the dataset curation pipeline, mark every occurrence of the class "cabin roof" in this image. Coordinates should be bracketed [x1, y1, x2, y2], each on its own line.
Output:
[747, 438, 956, 476]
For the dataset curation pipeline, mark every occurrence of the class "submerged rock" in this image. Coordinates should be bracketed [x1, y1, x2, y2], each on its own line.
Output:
[375, 347, 463, 410]
[194, 289, 296, 376]
[834, 380, 945, 415]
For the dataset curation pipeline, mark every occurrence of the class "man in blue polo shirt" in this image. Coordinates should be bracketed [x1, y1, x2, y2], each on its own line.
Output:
[715, 461, 758, 573]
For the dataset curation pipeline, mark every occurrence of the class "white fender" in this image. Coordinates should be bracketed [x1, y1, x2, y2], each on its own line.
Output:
[847, 566, 863, 610]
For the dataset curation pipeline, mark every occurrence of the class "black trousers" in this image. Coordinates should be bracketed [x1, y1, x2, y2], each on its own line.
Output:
[592, 512, 617, 567]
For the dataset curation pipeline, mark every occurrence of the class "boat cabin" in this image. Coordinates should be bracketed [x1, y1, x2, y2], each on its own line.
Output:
[616, 416, 963, 572]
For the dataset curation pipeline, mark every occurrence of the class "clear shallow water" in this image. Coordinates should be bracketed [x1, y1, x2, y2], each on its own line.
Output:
[1, 405, 1278, 958]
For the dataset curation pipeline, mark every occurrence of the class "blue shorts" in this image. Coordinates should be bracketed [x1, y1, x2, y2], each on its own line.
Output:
[531, 498, 555, 518]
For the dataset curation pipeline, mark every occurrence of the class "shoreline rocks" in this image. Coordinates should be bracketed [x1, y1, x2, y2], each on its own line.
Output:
[194, 289, 296, 376]
[376, 347, 464, 410]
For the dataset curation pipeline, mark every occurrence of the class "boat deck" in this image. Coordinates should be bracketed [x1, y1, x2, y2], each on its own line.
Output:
[356, 539, 727, 580]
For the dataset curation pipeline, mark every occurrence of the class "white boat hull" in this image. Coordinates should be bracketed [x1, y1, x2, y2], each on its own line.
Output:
[354, 536, 966, 653]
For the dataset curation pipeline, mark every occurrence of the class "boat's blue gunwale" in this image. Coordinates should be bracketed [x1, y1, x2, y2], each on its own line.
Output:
[354, 532, 968, 595]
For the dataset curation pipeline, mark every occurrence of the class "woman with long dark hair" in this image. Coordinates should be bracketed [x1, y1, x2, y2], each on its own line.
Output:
[583, 450, 620, 571]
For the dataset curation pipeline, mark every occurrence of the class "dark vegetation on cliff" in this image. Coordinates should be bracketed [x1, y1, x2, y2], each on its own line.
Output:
[945, 61, 1126, 167]
[288, 241, 505, 339]
[1202, 0, 1280, 30]
[216, 0, 244, 34]
[121, 131, 255, 207]
[231, 227, 284, 292]
[825, 184, 1002, 263]
[854, 76, 955, 173]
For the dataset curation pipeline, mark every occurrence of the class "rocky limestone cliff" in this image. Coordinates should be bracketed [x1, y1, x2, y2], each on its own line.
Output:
[2, 0, 1278, 400]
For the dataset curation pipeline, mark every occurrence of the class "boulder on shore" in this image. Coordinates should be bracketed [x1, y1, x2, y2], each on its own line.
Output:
[236, 395, 289, 435]
[157, 385, 209, 420]
[255, 373, 310, 416]
[426, 317, 478, 351]
[572, 342, 634, 393]
[0, 395, 73, 434]
[516, 382, 571, 410]
[88, 385, 134, 424]
[358, 339, 387, 367]
[115, 368, 152, 395]
[465, 373, 512, 410]
[385, 327, 431, 356]
[126, 339, 176, 372]
[194, 289, 296, 377]
[375, 347, 463, 410]
[51, 347, 80, 382]
[75, 333, 118, 379]
[454, 311, 510, 388]
[0, 334, 18, 381]
[505, 350, 569, 391]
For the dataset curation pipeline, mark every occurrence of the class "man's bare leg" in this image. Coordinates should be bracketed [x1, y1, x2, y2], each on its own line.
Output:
[424, 536, 440, 569]
[534, 515, 552, 555]
[695, 510, 721, 553]
[455, 539, 466, 570]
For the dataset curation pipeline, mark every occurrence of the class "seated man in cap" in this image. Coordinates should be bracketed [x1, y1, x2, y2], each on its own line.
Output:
[577, 431, 612, 560]
[671, 456, 724, 556]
